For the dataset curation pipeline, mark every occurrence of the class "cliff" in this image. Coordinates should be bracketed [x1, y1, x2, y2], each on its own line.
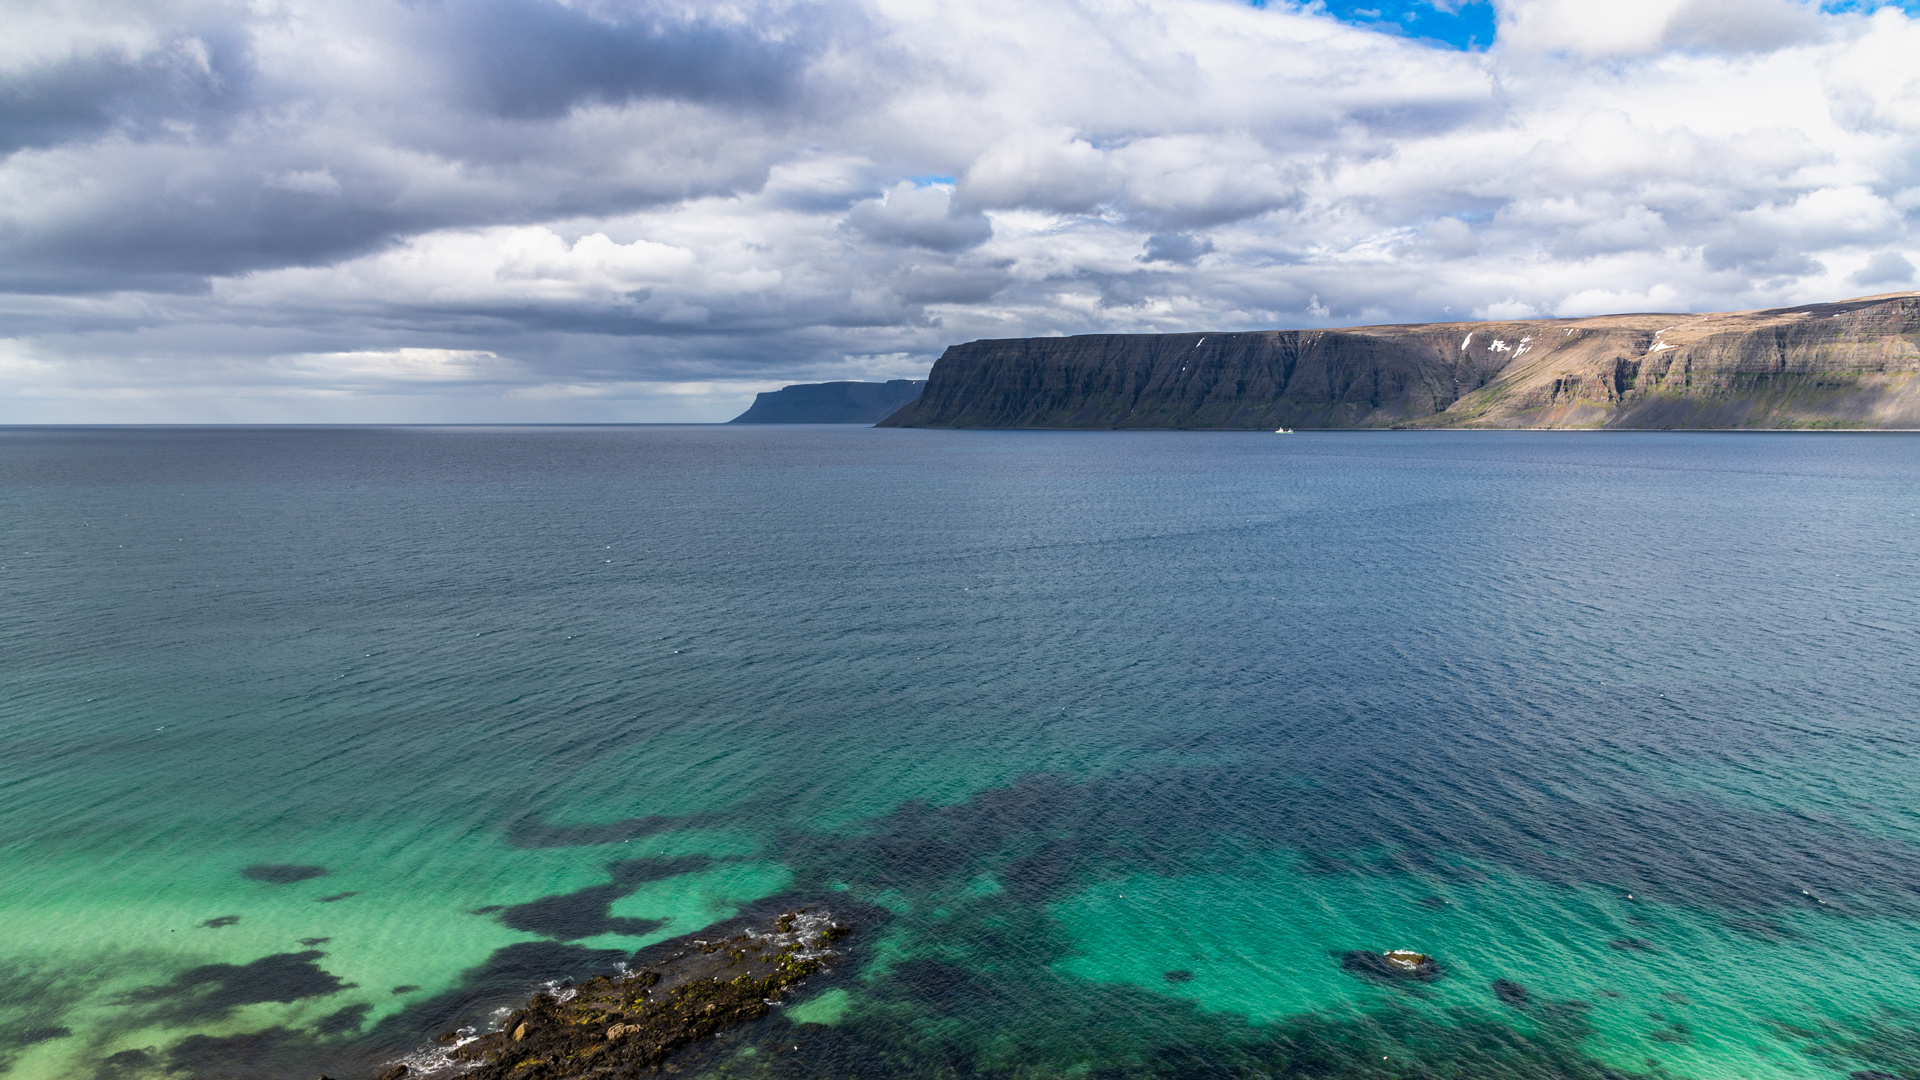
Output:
[877, 293, 1920, 429]
[730, 380, 925, 424]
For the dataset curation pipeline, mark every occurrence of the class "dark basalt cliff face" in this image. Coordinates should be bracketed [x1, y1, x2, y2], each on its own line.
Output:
[878, 293, 1920, 429]
[731, 380, 925, 424]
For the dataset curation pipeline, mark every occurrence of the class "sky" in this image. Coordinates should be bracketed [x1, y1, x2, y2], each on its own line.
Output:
[2, 0, 1919, 422]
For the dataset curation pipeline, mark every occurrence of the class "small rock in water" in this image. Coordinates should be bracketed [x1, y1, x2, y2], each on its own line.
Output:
[1340, 949, 1440, 982]
[1383, 950, 1430, 973]
[376, 1067, 408, 1080]
[1492, 978, 1530, 1008]
[1163, 970, 1194, 984]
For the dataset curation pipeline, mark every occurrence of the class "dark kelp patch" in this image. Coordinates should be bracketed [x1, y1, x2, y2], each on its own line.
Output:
[95, 1047, 155, 1077]
[358, 940, 635, 1056]
[163, 1026, 358, 1080]
[17, 1025, 73, 1045]
[242, 864, 329, 884]
[1494, 978, 1531, 1009]
[496, 884, 666, 940]
[120, 950, 350, 1022]
[316, 1003, 372, 1036]
[1766, 1007, 1920, 1079]
[491, 856, 711, 940]
[504, 813, 723, 849]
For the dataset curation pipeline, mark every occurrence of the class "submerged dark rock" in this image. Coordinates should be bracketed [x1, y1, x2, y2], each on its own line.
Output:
[1608, 937, 1657, 952]
[445, 908, 846, 1080]
[1163, 969, 1195, 984]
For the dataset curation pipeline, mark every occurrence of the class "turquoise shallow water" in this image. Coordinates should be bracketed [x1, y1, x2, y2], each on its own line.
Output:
[3, 426, 1920, 1080]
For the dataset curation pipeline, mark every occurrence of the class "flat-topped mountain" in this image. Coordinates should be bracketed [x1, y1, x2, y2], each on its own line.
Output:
[731, 379, 925, 424]
[877, 293, 1920, 429]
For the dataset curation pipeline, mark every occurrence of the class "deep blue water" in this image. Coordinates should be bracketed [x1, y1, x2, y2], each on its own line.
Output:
[3, 426, 1920, 1080]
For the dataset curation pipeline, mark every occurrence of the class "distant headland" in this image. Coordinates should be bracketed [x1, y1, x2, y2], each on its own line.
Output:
[878, 293, 1920, 430]
[730, 380, 925, 424]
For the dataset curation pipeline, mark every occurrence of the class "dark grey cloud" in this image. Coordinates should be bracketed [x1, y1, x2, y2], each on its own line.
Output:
[436, 0, 817, 118]
[1854, 250, 1915, 288]
[0, 32, 250, 155]
[0, 159, 413, 292]
[845, 183, 993, 251]
[1140, 232, 1213, 265]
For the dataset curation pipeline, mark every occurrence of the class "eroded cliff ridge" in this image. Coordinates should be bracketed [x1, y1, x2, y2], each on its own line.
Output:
[877, 293, 1920, 429]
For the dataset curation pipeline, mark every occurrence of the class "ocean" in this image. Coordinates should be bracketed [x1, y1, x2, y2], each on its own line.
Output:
[3, 425, 1919, 1080]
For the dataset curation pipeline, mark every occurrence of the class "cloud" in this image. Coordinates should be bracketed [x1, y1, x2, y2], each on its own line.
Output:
[845, 182, 993, 251]
[1496, 0, 1820, 57]
[1141, 232, 1215, 265]
[433, 0, 822, 118]
[0, 0, 1916, 420]
[1853, 250, 1916, 287]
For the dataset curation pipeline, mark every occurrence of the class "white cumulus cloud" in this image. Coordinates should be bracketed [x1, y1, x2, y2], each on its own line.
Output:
[0, 0, 1916, 420]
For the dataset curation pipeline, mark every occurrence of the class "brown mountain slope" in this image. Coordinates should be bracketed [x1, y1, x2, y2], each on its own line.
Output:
[877, 293, 1920, 429]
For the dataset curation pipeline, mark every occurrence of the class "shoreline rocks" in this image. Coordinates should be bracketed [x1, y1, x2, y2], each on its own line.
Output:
[423, 908, 845, 1080]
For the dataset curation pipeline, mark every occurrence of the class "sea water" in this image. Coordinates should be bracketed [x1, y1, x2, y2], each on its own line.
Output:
[2, 426, 1919, 1080]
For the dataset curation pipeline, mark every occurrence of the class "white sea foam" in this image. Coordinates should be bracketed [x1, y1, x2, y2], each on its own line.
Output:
[389, 1025, 481, 1076]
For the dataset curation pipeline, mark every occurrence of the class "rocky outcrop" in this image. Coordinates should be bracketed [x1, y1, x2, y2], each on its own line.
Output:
[731, 380, 925, 424]
[430, 909, 844, 1080]
[877, 293, 1920, 429]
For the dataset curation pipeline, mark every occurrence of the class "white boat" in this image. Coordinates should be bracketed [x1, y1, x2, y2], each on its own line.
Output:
[1274, 428, 1293, 434]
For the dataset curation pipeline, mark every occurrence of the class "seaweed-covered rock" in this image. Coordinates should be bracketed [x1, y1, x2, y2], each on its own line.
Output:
[446, 909, 844, 1080]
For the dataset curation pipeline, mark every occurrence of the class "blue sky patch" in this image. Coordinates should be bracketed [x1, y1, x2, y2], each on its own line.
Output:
[1264, 1, 1496, 51]
[1821, 0, 1920, 13]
